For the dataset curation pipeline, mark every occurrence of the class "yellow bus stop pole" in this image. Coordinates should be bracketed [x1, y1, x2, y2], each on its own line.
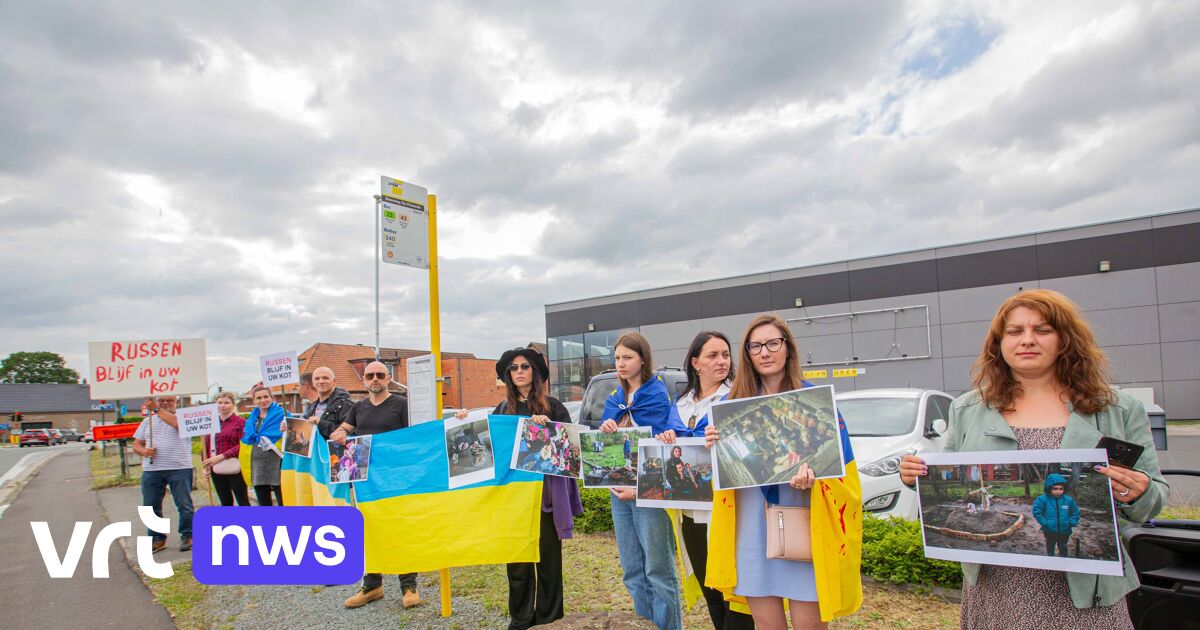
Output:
[428, 193, 452, 617]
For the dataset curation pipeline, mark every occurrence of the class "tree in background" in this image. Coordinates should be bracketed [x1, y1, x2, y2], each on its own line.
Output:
[0, 352, 80, 384]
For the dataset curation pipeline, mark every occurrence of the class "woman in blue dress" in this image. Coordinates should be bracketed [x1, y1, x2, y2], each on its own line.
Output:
[706, 313, 825, 629]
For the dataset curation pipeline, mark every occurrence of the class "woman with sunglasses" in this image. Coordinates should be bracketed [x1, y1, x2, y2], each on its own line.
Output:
[705, 314, 863, 629]
[599, 331, 684, 630]
[457, 347, 582, 630]
[672, 331, 753, 630]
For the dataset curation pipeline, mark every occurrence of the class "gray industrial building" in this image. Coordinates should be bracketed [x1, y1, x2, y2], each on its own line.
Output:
[544, 208, 1200, 420]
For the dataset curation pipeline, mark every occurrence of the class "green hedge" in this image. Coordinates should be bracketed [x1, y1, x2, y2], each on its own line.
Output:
[575, 481, 615, 534]
[862, 515, 962, 588]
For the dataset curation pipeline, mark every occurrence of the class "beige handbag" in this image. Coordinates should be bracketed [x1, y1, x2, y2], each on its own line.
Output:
[213, 457, 241, 475]
[765, 503, 813, 561]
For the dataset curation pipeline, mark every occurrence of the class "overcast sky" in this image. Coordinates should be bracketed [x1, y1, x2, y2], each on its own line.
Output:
[1, 1, 1198, 395]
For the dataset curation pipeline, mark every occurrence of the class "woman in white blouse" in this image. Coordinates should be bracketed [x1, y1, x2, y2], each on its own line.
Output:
[673, 331, 753, 630]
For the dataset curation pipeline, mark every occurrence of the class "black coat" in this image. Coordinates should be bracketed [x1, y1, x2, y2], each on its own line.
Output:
[303, 387, 354, 440]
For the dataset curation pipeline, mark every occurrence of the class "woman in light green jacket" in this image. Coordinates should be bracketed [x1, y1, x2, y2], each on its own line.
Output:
[900, 289, 1167, 629]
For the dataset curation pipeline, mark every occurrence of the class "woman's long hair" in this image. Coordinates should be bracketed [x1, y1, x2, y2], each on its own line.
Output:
[972, 289, 1114, 415]
[729, 314, 804, 400]
[504, 358, 550, 416]
[681, 331, 736, 399]
[614, 331, 655, 394]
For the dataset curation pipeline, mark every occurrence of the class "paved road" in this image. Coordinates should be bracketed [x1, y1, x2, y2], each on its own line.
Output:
[0, 448, 174, 629]
[1157, 435, 1200, 507]
[0, 443, 81, 479]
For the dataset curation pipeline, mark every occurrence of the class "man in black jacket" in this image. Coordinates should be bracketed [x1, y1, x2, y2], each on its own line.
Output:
[285, 366, 353, 440]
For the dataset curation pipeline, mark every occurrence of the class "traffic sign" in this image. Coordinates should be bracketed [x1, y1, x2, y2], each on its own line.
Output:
[92, 423, 140, 441]
[379, 177, 429, 270]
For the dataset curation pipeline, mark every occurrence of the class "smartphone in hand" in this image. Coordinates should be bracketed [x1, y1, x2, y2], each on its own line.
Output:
[1096, 436, 1144, 469]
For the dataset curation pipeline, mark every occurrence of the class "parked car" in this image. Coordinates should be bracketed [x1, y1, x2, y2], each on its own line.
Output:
[60, 429, 85, 442]
[47, 429, 66, 445]
[20, 429, 52, 447]
[83, 430, 95, 443]
[562, 400, 582, 423]
[578, 367, 688, 429]
[836, 388, 955, 520]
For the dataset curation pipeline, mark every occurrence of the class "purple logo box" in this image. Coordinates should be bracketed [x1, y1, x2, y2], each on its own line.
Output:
[193, 506, 364, 585]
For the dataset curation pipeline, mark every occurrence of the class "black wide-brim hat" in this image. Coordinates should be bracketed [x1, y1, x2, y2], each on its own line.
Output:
[496, 347, 550, 380]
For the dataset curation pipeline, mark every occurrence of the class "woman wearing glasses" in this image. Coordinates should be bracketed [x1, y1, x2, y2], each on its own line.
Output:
[599, 331, 684, 630]
[457, 347, 582, 630]
[705, 314, 862, 629]
[672, 331, 753, 630]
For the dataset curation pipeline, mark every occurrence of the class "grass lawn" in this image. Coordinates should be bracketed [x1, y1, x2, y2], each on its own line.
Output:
[147, 560, 211, 630]
[452, 532, 959, 629]
[90, 444, 212, 494]
[1160, 505, 1200, 520]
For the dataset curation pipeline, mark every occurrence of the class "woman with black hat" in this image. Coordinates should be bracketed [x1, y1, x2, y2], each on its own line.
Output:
[457, 346, 583, 630]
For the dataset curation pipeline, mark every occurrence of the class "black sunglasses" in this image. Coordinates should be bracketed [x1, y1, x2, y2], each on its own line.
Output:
[364, 372, 389, 380]
[508, 362, 533, 373]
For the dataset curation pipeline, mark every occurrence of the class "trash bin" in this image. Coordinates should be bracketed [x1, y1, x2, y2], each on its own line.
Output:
[1146, 403, 1167, 451]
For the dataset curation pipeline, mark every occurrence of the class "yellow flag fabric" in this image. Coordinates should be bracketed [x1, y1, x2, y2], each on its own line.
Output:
[706, 416, 863, 622]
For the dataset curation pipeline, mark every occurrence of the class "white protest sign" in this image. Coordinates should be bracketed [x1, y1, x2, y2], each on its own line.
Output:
[178, 403, 220, 438]
[406, 354, 438, 425]
[259, 350, 300, 387]
[88, 338, 208, 399]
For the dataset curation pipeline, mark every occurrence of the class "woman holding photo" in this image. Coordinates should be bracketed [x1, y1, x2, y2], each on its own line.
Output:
[599, 331, 683, 630]
[900, 289, 1167, 628]
[200, 391, 250, 506]
[457, 347, 581, 630]
[242, 385, 284, 506]
[671, 330, 753, 630]
[705, 314, 863, 629]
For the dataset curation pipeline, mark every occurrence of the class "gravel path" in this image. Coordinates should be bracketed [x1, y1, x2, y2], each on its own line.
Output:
[200, 574, 509, 629]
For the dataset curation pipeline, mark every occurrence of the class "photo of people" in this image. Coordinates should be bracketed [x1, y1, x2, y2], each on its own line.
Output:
[709, 385, 844, 490]
[445, 416, 495, 489]
[635, 438, 714, 510]
[917, 449, 1124, 576]
[327, 434, 372, 485]
[283, 418, 314, 458]
[510, 417, 583, 478]
[580, 427, 652, 488]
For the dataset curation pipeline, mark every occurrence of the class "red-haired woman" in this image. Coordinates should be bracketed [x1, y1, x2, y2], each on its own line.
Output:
[901, 289, 1168, 628]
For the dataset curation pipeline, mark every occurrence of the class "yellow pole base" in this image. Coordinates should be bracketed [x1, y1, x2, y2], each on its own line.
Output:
[440, 567, 452, 617]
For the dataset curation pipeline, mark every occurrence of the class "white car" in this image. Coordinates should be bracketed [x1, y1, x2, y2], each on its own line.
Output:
[836, 388, 955, 520]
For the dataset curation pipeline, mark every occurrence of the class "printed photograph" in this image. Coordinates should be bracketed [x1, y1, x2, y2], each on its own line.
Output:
[709, 386, 844, 490]
[283, 419, 315, 458]
[510, 417, 583, 478]
[918, 449, 1124, 576]
[636, 438, 714, 510]
[328, 434, 372, 485]
[580, 427, 653, 488]
[445, 416, 496, 489]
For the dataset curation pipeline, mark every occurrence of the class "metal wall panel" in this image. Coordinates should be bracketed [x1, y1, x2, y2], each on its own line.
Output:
[1106, 344, 1164, 383]
[1163, 380, 1200, 420]
[938, 282, 1036, 325]
[1156, 262, 1200, 304]
[1161, 341, 1200, 381]
[1085, 306, 1161, 347]
[1040, 268, 1158, 311]
[940, 321, 989, 358]
[848, 259, 939, 302]
[1158, 302, 1200, 343]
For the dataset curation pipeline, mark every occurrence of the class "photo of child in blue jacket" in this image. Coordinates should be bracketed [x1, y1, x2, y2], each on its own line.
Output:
[1031, 472, 1081, 557]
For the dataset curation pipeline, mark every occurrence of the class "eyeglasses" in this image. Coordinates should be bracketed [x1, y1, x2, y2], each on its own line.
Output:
[745, 337, 785, 355]
[364, 372, 389, 380]
[508, 363, 533, 373]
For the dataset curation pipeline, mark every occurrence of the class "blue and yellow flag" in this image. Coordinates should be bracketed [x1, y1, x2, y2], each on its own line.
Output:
[281, 433, 351, 507]
[707, 414, 863, 622]
[282, 415, 543, 573]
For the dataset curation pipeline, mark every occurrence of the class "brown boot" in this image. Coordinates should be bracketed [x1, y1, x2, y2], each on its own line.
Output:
[344, 586, 384, 608]
[402, 588, 421, 609]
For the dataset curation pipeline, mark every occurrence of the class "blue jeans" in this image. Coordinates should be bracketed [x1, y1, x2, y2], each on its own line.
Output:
[141, 468, 194, 541]
[610, 494, 681, 630]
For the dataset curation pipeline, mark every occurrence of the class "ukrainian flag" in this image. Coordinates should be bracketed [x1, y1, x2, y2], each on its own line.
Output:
[707, 414, 864, 622]
[281, 433, 351, 507]
[282, 415, 543, 573]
